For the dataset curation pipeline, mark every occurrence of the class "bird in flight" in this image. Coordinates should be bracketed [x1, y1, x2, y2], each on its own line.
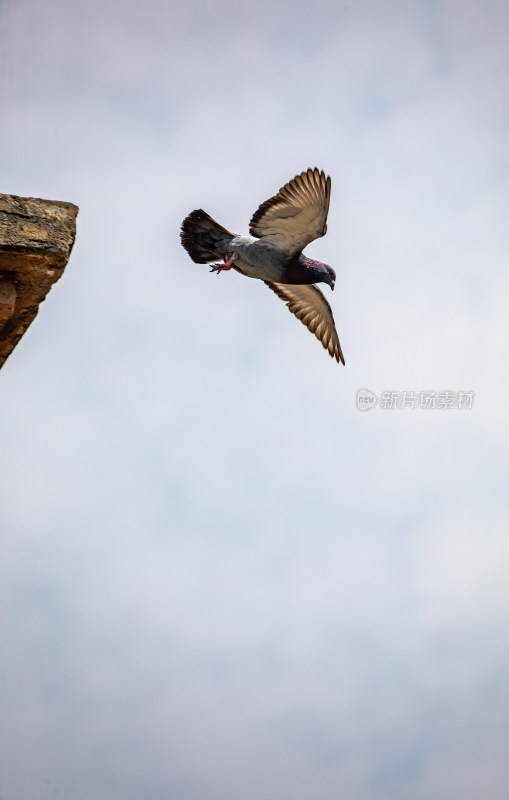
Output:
[180, 168, 345, 364]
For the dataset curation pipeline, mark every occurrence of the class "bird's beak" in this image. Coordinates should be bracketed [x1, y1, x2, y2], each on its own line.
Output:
[331, 279, 335, 291]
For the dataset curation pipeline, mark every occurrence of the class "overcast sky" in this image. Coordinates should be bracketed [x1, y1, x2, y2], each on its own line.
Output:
[1, 1, 508, 799]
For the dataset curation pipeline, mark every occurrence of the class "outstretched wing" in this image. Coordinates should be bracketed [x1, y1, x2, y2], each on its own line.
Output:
[265, 281, 344, 364]
[250, 168, 331, 254]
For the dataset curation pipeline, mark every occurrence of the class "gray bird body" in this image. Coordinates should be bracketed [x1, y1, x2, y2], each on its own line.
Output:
[180, 168, 345, 364]
[223, 235, 287, 283]
[224, 236, 338, 288]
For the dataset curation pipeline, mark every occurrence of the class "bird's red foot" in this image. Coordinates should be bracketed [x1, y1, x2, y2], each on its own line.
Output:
[210, 254, 235, 274]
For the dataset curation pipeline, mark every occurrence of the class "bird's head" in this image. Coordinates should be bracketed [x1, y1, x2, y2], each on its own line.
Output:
[301, 257, 336, 290]
[322, 264, 336, 290]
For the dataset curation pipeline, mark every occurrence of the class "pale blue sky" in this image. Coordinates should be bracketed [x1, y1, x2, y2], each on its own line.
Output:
[1, 1, 508, 799]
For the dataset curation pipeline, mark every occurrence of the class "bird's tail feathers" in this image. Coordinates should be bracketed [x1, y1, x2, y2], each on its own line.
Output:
[180, 209, 234, 263]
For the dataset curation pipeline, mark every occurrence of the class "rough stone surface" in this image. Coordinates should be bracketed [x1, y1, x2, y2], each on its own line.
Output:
[0, 194, 78, 369]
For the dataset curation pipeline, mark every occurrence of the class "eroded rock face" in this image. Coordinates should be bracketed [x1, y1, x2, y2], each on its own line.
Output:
[0, 280, 16, 323]
[0, 194, 78, 368]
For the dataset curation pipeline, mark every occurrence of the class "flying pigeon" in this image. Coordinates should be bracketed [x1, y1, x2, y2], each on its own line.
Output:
[180, 168, 345, 364]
